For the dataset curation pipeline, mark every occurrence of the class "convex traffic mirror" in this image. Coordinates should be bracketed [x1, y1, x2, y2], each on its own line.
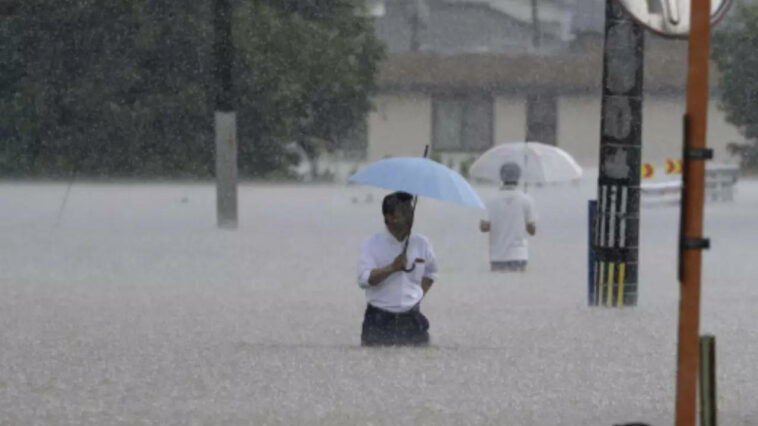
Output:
[615, 0, 732, 37]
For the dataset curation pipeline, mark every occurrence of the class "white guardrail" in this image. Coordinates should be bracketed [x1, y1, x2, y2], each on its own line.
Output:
[640, 163, 739, 206]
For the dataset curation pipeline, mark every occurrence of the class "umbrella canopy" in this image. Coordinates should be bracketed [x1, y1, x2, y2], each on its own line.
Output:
[469, 142, 583, 184]
[348, 157, 485, 209]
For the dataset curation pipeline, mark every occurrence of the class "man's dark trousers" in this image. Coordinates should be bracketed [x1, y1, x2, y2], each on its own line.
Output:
[361, 304, 429, 346]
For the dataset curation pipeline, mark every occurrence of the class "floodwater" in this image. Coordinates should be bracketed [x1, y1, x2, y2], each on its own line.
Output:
[1, 177, 756, 425]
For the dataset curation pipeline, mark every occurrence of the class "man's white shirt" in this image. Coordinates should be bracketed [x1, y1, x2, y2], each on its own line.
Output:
[484, 187, 536, 262]
[357, 230, 438, 313]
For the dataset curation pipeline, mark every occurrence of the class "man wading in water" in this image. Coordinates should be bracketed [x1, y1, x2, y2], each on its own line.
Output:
[357, 191, 438, 346]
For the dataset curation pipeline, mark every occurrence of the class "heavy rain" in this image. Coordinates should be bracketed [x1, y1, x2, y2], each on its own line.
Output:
[1, 1, 757, 425]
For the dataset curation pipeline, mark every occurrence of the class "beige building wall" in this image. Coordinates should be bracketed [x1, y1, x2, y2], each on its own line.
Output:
[556, 94, 741, 169]
[363, 92, 742, 179]
[494, 95, 527, 144]
[640, 97, 685, 165]
[557, 95, 602, 167]
[367, 94, 431, 161]
[641, 97, 740, 166]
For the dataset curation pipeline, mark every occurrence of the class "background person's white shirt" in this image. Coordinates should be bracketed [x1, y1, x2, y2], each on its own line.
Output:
[484, 187, 536, 262]
[357, 230, 438, 313]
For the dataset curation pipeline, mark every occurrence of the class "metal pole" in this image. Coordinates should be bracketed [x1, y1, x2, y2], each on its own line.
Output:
[588, 199, 597, 305]
[409, 0, 421, 52]
[675, 0, 711, 423]
[593, 0, 643, 307]
[214, 0, 238, 228]
[531, 0, 540, 49]
[699, 335, 717, 426]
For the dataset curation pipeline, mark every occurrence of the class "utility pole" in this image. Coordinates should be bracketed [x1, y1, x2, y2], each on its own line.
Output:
[591, 0, 644, 307]
[409, 8, 420, 51]
[213, 0, 237, 228]
[607, 0, 732, 422]
[408, 0, 427, 52]
[675, 1, 711, 424]
[531, 0, 541, 49]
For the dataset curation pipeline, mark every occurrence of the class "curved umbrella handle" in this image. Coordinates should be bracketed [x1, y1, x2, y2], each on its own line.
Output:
[400, 237, 416, 273]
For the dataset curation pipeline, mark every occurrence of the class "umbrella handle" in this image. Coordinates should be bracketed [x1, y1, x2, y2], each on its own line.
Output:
[409, 144, 428, 215]
[400, 238, 416, 273]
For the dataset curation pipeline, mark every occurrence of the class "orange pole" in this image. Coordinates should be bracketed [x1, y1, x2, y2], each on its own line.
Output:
[675, 0, 711, 425]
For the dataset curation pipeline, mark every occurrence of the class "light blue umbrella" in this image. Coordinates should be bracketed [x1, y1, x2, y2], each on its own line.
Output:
[348, 157, 485, 209]
[348, 155, 484, 273]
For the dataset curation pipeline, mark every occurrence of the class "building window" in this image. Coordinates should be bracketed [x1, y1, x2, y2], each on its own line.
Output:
[526, 92, 557, 146]
[432, 94, 493, 152]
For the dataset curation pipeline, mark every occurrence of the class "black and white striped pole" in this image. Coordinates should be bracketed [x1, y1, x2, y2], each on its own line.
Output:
[591, 0, 644, 307]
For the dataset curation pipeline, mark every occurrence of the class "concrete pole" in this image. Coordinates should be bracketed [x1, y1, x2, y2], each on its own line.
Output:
[214, 0, 237, 228]
[215, 111, 237, 228]
[591, 0, 644, 307]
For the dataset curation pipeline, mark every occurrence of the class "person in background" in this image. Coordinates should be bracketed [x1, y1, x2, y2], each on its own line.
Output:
[357, 191, 438, 346]
[479, 163, 537, 272]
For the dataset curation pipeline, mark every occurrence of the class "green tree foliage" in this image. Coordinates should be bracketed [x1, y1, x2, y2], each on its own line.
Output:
[0, 0, 383, 178]
[712, 3, 758, 171]
[236, 0, 383, 178]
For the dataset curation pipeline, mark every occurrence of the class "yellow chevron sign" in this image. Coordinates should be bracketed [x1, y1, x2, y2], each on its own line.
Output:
[665, 158, 683, 174]
[641, 163, 655, 178]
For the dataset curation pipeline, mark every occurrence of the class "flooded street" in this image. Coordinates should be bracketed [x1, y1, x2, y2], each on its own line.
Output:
[1, 178, 756, 425]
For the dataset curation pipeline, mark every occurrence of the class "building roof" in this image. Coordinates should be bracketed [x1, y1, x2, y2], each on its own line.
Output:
[445, 0, 566, 26]
[377, 35, 721, 94]
[442, 0, 608, 36]
[374, 0, 567, 54]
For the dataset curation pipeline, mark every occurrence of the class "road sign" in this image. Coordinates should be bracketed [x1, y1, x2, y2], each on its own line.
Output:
[615, 0, 732, 38]
[641, 163, 655, 178]
[665, 158, 683, 174]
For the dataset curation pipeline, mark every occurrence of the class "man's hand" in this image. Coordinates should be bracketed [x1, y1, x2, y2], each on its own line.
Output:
[390, 253, 407, 272]
[421, 277, 434, 295]
[368, 253, 407, 286]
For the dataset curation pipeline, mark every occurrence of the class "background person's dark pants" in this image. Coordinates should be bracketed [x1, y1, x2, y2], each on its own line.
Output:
[491, 260, 527, 272]
[361, 304, 429, 346]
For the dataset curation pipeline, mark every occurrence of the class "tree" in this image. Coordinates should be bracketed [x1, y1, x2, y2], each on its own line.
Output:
[712, 3, 758, 171]
[0, 0, 215, 177]
[0, 0, 18, 17]
[0, 0, 384, 178]
[235, 0, 384, 179]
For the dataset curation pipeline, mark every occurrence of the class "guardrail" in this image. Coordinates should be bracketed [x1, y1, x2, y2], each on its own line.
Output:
[640, 163, 739, 206]
[705, 164, 739, 202]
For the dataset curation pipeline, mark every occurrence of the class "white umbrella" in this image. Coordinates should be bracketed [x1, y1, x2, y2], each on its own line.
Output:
[469, 141, 583, 184]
